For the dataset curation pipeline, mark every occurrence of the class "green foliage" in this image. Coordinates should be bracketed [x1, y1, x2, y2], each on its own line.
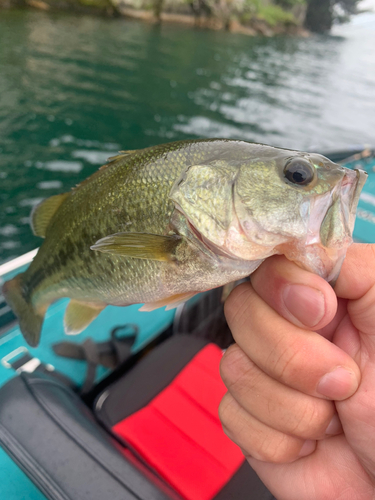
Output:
[275, 0, 304, 9]
[244, 0, 261, 13]
[242, 0, 298, 27]
[78, 0, 112, 7]
[258, 4, 297, 26]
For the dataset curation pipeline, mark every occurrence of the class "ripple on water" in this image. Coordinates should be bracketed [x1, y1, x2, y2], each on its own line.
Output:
[36, 180, 63, 189]
[71, 150, 117, 165]
[40, 161, 83, 173]
[1, 240, 20, 250]
[0, 225, 19, 236]
[19, 198, 44, 207]
[49, 135, 120, 150]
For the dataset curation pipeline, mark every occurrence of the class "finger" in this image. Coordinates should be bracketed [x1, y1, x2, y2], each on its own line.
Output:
[225, 282, 361, 400]
[333, 244, 375, 358]
[250, 255, 338, 331]
[316, 297, 348, 341]
[334, 243, 375, 301]
[246, 436, 374, 500]
[220, 344, 342, 440]
[219, 391, 317, 463]
[347, 284, 375, 338]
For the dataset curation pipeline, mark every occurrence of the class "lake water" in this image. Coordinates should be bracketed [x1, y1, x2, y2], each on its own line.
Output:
[0, 9, 374, 264]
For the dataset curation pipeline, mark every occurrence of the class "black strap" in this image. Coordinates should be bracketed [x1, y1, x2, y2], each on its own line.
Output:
[80, 339, 101, 395]
[52, 324, 138, 394]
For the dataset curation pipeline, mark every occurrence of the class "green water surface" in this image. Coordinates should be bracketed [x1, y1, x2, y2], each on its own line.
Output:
[1, 10, 375, 263]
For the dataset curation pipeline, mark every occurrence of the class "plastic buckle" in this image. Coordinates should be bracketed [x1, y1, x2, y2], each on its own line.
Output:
[1, 346, 43, 373]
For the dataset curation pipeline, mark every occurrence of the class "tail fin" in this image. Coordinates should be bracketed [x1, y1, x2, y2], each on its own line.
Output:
[2, 274, 44, 347]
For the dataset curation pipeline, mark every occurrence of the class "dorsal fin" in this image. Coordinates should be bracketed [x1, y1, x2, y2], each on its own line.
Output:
[73, 150, 138, 191]
[31, 192, 70, 238]
[106, 150, 137, 163]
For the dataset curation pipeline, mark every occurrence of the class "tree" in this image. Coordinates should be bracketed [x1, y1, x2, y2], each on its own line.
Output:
[304, 0, 361, 32]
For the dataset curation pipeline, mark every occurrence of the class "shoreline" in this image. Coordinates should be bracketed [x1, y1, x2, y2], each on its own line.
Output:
[0, 0, 310, 37]
[119, 7, 310, 37]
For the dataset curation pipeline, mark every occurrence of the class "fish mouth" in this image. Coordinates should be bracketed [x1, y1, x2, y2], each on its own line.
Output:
[348, 168, 368, 231]
[320, 167, 367, 247]
[323, 167, 367, 283]
[284, 167, 367, 282]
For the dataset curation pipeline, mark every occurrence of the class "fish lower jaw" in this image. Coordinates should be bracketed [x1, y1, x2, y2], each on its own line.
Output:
[197, 235, 275, 268]
[278, 241, 349, 282]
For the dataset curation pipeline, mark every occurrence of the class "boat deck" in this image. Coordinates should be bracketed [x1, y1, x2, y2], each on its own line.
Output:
[0, 260, 175, 500]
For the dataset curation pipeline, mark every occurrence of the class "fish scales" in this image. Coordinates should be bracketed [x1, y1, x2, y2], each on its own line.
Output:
[22, 140, 240, 307]
[2, 139, 367, 346]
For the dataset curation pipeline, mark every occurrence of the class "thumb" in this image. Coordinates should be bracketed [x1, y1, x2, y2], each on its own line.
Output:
[334, 244, 375, 305]
[333, 244, 375, 355]
[333, 244, 375, 471]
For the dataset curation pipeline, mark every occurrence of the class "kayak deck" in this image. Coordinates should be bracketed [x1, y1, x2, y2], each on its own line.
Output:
[0, 262, 175, 500]
[0, 147, 374, 500]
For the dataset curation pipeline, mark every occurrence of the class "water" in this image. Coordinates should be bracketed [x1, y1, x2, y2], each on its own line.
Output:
[0, 10, 374, 264]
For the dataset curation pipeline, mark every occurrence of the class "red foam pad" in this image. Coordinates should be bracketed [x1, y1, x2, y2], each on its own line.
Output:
[113, 344, 245, 500]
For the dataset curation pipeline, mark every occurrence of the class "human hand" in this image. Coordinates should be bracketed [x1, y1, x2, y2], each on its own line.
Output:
[219, 243, 375, 500]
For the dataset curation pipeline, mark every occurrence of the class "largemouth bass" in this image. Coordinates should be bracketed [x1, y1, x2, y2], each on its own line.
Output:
[3, 139, 367, 347]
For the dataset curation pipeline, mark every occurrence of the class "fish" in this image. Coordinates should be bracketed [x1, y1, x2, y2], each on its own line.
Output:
[2, 139, 367, 347]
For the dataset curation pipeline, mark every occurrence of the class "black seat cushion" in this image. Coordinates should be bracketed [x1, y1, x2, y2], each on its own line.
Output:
[0, 372, 178, 500]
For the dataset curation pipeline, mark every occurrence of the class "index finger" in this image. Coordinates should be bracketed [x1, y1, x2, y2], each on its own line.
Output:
[250, 254, 338, 331]
[224, 281, 360, 401]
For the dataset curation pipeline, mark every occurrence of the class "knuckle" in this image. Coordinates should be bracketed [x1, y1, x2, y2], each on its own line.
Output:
[268, 336, 307, 384]
[256, 434, 302, 464]
[289, 400, 333, 439]
[224, 282, 253, 327]
[220, 344, 252, 390]
[218, 392, 236, 430]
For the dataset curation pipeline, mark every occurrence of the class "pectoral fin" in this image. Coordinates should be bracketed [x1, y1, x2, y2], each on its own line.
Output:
[91, 233, 181, 261]
[64, 300, 106, 335]
[31, 193, 70, 238]
[139, 292, 196, 312]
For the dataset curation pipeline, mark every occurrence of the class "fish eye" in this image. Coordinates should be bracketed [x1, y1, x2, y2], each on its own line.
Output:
[283, 158, 315, 186]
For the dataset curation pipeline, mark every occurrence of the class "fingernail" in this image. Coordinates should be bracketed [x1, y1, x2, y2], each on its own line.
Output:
[298, 440, 316, 457]
[317, 367, 359, 400]
[325, 414, 342, 436]
[283, 284, 325, 327]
